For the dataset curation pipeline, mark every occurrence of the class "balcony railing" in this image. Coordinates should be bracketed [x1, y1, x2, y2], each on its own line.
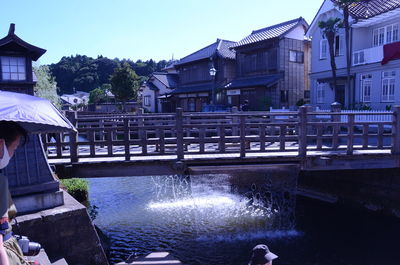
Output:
[353, 46, 383, 66]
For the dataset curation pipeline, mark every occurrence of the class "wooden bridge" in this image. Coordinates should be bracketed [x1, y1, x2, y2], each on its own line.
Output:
[44, 106, 400, 178]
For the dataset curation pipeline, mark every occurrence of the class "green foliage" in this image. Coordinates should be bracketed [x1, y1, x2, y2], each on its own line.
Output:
[110, 62, 141, 110]
[89, 86, 108, 104]
[296, 98, 306, 107]
[61, 178, 88, 202]
[49, 55, 170, 95]
[386, 105, 392, 111]
[318, 17, 342, 38]
[33, 65, 61, 108]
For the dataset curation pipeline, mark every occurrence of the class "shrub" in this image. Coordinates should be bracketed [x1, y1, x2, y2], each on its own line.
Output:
[61, 178, 88, 202]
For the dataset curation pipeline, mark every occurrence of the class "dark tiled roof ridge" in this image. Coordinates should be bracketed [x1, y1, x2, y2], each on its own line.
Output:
[179, 40, 219, 62]
[252, 17, 304, 34]
[347, 0, 400, 19]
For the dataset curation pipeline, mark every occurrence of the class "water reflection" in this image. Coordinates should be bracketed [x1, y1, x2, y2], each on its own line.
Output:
[89, 173, 298, 264]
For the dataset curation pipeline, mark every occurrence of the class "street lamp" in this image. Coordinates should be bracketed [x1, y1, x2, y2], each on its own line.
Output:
[209, 67, 217, 109]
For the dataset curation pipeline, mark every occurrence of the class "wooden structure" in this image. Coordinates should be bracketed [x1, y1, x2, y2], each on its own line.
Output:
[0, 24, 63, 213]
[44, 105, 400, 175]
[171, 39, 236, 111]
[227, 17, 310, 110]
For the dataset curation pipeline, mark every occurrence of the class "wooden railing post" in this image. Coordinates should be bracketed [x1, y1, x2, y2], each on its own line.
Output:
[298, 106, 308, 158]
[392, 106, 400, 154]
[240, 115, 246, 158]
[124, 117, 130, 161]
[231, 106, 239, 136]
[176, 108, 184, 160]
[347, 114, 355, 155]
[65, 111, 78, 163]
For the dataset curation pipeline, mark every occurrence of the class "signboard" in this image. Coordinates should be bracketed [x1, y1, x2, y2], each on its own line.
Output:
[227, 89, 241, 96]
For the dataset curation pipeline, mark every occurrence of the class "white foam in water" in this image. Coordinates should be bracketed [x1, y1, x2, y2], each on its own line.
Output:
[147, 195, 237, 210]
[196, 230, 302, 242]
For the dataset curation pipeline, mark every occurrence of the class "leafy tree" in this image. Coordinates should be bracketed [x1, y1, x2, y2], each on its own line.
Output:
[318, 17, 342, 92]
[110, 62, 141, 112]
[332, 0, 361, 107]
[33, 65, 61, 108]
[89, 86, 107, 104]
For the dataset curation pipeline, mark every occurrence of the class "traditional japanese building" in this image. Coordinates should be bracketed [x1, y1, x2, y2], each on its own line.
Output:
[171, 39, 236, 111]
[227, 17, 310, 110]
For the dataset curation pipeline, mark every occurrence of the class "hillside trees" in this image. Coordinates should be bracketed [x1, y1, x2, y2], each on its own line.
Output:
[49, 55, 170, 95]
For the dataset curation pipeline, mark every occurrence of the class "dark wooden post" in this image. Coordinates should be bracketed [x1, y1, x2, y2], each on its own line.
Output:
[176, 108, 184, 160]
[231, 106, 239, 136]
[124, 117, 130, 161]
[392, 106, 400, 154]
[65, 111, 78, 163]
[347, 114, 355, 155]
[298, 106, 307, 158]
[240, 115, 246, 158]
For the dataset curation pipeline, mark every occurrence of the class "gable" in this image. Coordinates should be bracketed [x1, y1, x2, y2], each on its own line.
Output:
[284, 24, 307, 40]
[306, 0, 340, 38]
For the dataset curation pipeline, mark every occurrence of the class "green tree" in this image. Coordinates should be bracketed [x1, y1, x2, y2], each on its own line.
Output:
[89, 86, 107, 104]
[318, 17, 342, 92]
[332, 0, 361, 107]
[110, 62, 140, 112]
[33, 65, 61, 108]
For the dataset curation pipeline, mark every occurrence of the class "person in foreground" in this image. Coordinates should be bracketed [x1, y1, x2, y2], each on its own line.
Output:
[0, 121, 30, 265]
[249, 244, 278, 265]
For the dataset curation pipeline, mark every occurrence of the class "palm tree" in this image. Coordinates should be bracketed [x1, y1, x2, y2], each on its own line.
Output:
[318, 17, 342, 92]
[332, 0, 361, 107]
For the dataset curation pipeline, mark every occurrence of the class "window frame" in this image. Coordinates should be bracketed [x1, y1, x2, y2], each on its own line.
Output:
[381, 71, 396, 102]
[144, 95, 151, 106]
[320, 39, 328, 60]
[360, 74, 372, 103]
[373, 24, 399, 47]
[0, 56, 27, 81]
[316, 82, 325, 104]
[289, 50, 304, 63]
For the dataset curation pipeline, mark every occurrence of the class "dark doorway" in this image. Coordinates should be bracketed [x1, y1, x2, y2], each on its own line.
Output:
[335, 85, 345, 105]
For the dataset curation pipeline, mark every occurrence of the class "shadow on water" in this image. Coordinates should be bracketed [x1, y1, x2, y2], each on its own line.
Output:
[87, 174, 400, 265]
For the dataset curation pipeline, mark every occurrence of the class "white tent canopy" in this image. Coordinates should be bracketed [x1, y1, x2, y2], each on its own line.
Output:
[0, 90, 76, 133]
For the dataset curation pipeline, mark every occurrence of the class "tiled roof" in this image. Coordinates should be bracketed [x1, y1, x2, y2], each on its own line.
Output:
[345, 0, 400, 19]
[231, 17, 307, 48]
[170, 83, 214, 94]
[176, 39, 236, 66]
[224, 74, 283, 89]
[0, 24, 46, 61]
[152, 72, 178, 88]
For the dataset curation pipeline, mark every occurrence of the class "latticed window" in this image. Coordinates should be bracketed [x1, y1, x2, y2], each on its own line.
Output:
[1, 56, 26, 81]
[316, 82, 325, 103]
[373, 24, 399, 47]
[320, 39, 328, 59]
[361, 74, 372, 102]
[381, 71, 396, 102]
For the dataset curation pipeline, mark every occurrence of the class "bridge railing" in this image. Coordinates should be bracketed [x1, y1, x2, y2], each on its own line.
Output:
[42, 106, 400, 163]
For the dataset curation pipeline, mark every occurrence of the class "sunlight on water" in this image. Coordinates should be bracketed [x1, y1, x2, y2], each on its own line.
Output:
[147, 195, 237, 209]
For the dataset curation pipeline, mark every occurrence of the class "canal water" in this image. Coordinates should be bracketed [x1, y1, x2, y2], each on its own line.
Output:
[87, 175, 400, 265]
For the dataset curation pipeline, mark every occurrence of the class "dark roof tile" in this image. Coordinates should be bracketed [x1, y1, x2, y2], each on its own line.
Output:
[231, 17, 307, 49]
[345, 0, 400, 19]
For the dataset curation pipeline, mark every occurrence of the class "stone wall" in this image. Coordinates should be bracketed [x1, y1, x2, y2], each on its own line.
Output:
[13, 191, 108, 265]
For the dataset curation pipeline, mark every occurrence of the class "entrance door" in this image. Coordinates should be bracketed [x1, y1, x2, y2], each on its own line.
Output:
[335, 85, 345, 105]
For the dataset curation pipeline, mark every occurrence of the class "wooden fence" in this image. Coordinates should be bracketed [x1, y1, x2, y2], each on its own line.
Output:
[42, 106, 400, 163]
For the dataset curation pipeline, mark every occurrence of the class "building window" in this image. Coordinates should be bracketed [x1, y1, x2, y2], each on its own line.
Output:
[373, 24, 399, 47]
[289, 50, 304, 63]
[382, 71, 396, 102]
[144, 95, 151, 106]
[1, 56, 26, 81]
[361, 74, 372, 102]
[280, 90, 289, 103]
[316, 82, 325, 103]
[335, 35, 345, 56]
[320, 39, 328, 59]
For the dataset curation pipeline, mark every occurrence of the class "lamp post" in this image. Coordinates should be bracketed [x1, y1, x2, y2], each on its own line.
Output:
[209, 67, 217, 110]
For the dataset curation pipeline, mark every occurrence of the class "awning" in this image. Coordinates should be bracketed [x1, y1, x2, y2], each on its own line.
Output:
[170, 83, 214, 94]
[224, 74, 283, 89]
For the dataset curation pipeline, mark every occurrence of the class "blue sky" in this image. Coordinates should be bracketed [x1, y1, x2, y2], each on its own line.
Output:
[1, 0, 322, 65]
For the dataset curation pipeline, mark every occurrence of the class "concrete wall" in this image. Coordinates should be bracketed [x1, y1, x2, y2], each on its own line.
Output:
[14, 191, 108, 265]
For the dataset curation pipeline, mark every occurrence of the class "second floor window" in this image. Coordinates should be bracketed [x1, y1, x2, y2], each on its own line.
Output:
[289, 50, 304, 63]
[335, 35, 345, 56]
[381, 70, 396, 102]
[320, 39, 328, 59]
[144, 95, 151, 106]
[373, 24, 399, 47]
[1, 56, 26, 81]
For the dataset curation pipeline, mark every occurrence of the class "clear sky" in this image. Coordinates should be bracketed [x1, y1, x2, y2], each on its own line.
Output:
[1, 0, 323, 65]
